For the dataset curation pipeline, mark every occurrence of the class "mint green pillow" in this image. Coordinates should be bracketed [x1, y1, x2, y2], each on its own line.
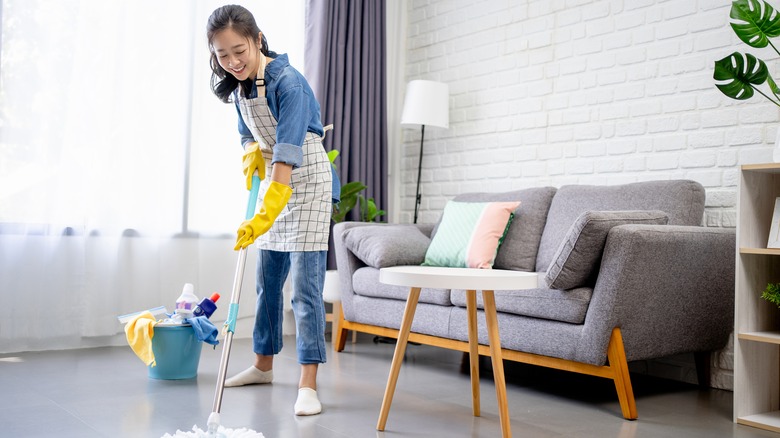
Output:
[423, 201, 520, 269]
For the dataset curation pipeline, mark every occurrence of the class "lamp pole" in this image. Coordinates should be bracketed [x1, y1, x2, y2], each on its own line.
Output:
[401, 80, 447, 225]
[413, 124, 425, 224]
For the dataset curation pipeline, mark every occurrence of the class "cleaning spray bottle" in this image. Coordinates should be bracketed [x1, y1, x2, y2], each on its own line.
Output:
[193, 293, 221, 319]
[173, 283, 199, 321]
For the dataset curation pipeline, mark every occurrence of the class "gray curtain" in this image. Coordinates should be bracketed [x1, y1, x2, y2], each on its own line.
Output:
[305, 0, 388, 222]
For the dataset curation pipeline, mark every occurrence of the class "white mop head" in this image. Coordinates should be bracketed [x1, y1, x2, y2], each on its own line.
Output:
[161, 425, 264, 438]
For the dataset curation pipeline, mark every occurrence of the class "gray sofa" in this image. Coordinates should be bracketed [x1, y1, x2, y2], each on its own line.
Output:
[332, 180, 735, 419]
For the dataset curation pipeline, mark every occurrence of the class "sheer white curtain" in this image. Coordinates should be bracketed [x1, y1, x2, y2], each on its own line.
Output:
[0, 0, 304, 353]
[385, 1, 407, 224]
[1, 0, 189, 233]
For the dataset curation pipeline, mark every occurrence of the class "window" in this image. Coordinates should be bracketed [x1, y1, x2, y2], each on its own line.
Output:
[0, 0, 305, 235]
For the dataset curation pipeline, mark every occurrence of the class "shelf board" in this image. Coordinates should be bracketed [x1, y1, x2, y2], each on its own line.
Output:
[742, 163, 780, 173]
[738, 411, 780, 433]
[738, 331, 780, 344]
[740, 247, 780, 255]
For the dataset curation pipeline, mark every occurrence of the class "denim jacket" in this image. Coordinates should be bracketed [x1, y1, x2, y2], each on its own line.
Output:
[234, 53, 340, 203]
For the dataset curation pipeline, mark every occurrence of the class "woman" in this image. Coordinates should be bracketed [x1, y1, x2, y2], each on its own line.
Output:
[206, 4, 332, 416]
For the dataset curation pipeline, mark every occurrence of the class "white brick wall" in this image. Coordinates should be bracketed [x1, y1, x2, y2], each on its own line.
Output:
[401, 0, 780, 390]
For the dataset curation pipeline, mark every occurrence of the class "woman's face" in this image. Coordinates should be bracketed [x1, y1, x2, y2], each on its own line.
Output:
[212, 29, 261, 81]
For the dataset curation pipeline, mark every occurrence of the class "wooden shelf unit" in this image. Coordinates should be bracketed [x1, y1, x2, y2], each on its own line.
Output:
[735, 164, 780, 433]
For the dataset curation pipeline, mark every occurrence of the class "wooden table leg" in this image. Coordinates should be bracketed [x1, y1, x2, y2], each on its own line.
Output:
[331, 301, 343, 352]
[377, 286, 421, 431]
[483, 290, 511, 438]
[466, 289, 480, 417]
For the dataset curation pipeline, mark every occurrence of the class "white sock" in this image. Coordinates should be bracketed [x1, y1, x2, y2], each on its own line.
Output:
[294, 387, 322, 416]
[224, 366, 273, 387]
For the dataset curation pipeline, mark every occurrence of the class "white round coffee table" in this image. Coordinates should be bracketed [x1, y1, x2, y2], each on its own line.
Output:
[376, 266, 538, 438]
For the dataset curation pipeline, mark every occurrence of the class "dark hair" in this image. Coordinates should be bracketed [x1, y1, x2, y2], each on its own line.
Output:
[206, 4, 269, 103]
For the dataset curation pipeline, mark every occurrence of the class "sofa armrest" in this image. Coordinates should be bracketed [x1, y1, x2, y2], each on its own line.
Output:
[415, 222, 436, 238]
[576, 224, 735, 365]
[332, 221, 435, 320]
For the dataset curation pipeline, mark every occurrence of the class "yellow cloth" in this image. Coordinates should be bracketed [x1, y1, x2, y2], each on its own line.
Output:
[124, 311, 158, 367]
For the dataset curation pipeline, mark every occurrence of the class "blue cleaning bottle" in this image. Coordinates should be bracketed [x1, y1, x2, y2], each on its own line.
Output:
[193, 293, 220, 319]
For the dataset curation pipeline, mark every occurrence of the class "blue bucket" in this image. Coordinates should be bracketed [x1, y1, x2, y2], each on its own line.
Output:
[148, 324, 202, 380]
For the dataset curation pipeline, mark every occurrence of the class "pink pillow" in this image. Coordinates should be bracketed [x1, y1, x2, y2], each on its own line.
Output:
[423, 201, 521, 269]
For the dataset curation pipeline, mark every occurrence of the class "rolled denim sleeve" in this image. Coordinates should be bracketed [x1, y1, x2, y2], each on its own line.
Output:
[234, 102, 254, 148]
[271, 84, 307, 168]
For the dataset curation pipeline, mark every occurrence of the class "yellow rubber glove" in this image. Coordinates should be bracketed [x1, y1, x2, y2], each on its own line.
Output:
[242, 142, 266, 190]
[235, 181, 293, 250]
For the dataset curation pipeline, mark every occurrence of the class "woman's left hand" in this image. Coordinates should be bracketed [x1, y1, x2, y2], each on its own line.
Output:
[242, 142, 265, 190]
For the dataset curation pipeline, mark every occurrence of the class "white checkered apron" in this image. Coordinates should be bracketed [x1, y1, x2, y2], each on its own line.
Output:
[237, 94, 332, 252]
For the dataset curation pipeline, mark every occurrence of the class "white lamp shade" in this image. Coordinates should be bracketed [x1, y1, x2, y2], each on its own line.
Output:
[400, 80, 449, 129]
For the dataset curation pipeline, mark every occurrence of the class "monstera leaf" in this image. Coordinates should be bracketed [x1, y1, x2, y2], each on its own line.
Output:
[713, 52, 770, 100]
[730, 0, 780, 48]
[769, 75, 780, 99]
[715, 1, 780, 106]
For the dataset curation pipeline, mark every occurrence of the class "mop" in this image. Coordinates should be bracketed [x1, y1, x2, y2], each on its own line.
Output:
[162, 175, 265, 438]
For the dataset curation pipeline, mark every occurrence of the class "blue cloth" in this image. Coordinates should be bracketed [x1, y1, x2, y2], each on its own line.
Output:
[254, 249, 327, 364]
[331, 164, 341, 204]
[185, 316, 219, 346]
[234, 53, 324, 170]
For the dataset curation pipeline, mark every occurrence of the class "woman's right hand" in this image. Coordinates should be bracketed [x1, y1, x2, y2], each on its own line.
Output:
[242, 142, 265, 190]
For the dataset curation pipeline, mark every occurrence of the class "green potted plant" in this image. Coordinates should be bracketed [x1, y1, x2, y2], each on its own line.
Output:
[762, 282, 780, 306]
[328, 150, 385, 223]
[713, 0, 780, 106]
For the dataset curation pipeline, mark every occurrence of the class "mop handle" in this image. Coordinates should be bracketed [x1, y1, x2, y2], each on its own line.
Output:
[225, 174, 261, 335]
[211, 173, 261, 419]
[245, 175, 261, 220]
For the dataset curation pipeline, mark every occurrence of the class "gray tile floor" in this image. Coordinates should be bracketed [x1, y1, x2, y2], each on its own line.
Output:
[0, 333, 776, 438]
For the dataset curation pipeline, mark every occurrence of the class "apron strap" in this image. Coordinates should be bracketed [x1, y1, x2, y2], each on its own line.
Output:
[322, 124, 334, 141]
[255, 52, 268, 96]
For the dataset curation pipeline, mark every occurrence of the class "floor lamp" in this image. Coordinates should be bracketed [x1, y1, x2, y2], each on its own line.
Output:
[400, 80, 449, 224]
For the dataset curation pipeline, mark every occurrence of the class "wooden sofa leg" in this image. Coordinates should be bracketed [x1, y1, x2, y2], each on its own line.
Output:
[334, 302, 348, 352]
[693, 351, 711, 388]
[607, 327, 638, 420]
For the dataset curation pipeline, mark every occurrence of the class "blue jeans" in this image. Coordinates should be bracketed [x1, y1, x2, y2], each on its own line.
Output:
[252, 249, 327, 364]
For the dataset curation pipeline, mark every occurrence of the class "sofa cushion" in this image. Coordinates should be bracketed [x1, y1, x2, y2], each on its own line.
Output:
[433, 187, 557, 271]
[352, 267, 452, 306]
[544, 210, 669, 290]
[450, 283, 593, 324]
[342, 224, 431, 268]
[536, 180, 705, 272]
[424, 201, 520, 269]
